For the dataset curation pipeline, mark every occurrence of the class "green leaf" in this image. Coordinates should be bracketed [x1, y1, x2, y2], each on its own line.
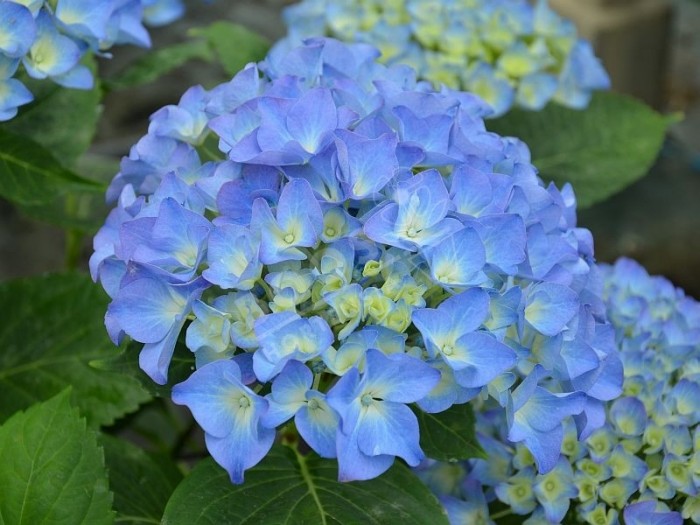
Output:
[7, 56, 102, 167]
[91, 339, 195, 399]
[0, 389, 114, 525]
[415, 403, 486, 462]
[0, 273, 151, 427]
[100, 434, 183, 525]
[487, 92, 675, 208]
[107, 40, 215, 90]
[162, 445, 450, 525]
[191, 22, 270, 76]
[0, 128, 103, 208]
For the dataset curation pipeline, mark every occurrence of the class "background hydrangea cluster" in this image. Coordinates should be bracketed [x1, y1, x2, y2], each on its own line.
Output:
[418, 258, 700, 524]
[91, 36, 622, 484]
[279, 0, 611, 117]
[0, 0, 186, 120]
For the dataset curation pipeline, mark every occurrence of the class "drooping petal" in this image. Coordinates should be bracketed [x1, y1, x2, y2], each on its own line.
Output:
[262, 360, 313, 428]
[356, 401, 424, 465]
[172, 360, 264, 439]
[297, 391, 340, 458]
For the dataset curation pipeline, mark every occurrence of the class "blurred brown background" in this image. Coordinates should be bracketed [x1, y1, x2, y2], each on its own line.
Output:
[2, 0, 699, 297]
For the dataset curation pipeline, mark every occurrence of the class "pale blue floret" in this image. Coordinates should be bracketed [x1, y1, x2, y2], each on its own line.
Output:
[623, 500, 683, 525]
[124, 197, 212, 281]
[364, 169, 462, 251]
[149, 85, 210, 144]
[253, 311, 333, 381]
[507, 366, 586, 472]
[54, 0, 114, 47]
[106, 272, 209, 384]
[327, 349, 440, 481]
[469, 214, 527, 275]
[440, 493, 496, 525]
[533, 457, 578, 522]
[261, 360, 339, 458]
[335, 130, 400, 200]
[412, 288, 516, 388]
[524, 282, 579, 337]
[251, 177, 323, 264]
[143, 0, 185, 27]
[322, 325, 406, 376]
[185, 299, 233, 357]
[323, 283, 364, 339]
[266, 268, 316, 312]
[609, 397, 647, 438]
[202, 224, 262, 290]
[0, 55, 32, 120]
[172, 359, 276, 484]
[23, 11, 83, 81]
[0, 2, 36, 58]
[422, 227, 486, 287]
[226, 292, 265, 349]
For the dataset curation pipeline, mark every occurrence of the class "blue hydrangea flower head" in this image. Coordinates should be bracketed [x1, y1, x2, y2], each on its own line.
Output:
[418, 257, 698, 522]
[93, 36, 620, 484]
[279, 0, 610, 117]
[0, 0, 189, 121]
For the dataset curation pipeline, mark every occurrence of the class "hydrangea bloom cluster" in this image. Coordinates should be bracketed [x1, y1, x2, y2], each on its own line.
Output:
[279, 0, 610, 117]
[418, 258, 699, 524]
[0, 0, 186, 120]
[91, 37, 621, 484]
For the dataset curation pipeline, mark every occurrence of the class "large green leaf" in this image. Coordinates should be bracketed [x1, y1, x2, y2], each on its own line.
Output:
[191, 22, 270, 76]
[487, 92, 675, 208]
[100, 434, 183, 525]
[7, 57, 102, 167]
[415, 403, 486, 462]
[162, 445, 450, 525]
[0, 273, 151, 427]
[0, 129, 103, 208]
[0, 390, 114, 525]
[107, 40, 215, 91]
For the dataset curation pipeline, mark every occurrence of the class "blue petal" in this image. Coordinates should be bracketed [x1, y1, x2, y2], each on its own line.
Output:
[0, 3, 36, 58]
[204, 422, 276, 484]
[139, 314, 185, 385]
[172, 359, 265, 439]
[470, 214, 526, 274]
[356, 401, 423, 465]
[275, 178, 323, 247]
[422, 227, 486, 286]
[335, 423, 394, 482]
[0, 78, 33, 116]
[335, 130, 399, 198]
[363, 349, 441, 404]
[296, 390, 339, 458]
[286, 87, 337, 154]
[451, 332, 517, 388]
[55, 0, 114, 42]
[23, 11, 82, 78]
[415, 360, 481, 413]
[609, 397, 647, 437]
[262, 360, 313, 428]
[203, 224, 261, 290]
[524, 283, 579, 336]
[107, 275, 207, 343]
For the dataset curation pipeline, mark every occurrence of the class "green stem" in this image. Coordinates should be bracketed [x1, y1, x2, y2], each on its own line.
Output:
[490, 509, 513, 521]
[258, 278, 274, 300]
